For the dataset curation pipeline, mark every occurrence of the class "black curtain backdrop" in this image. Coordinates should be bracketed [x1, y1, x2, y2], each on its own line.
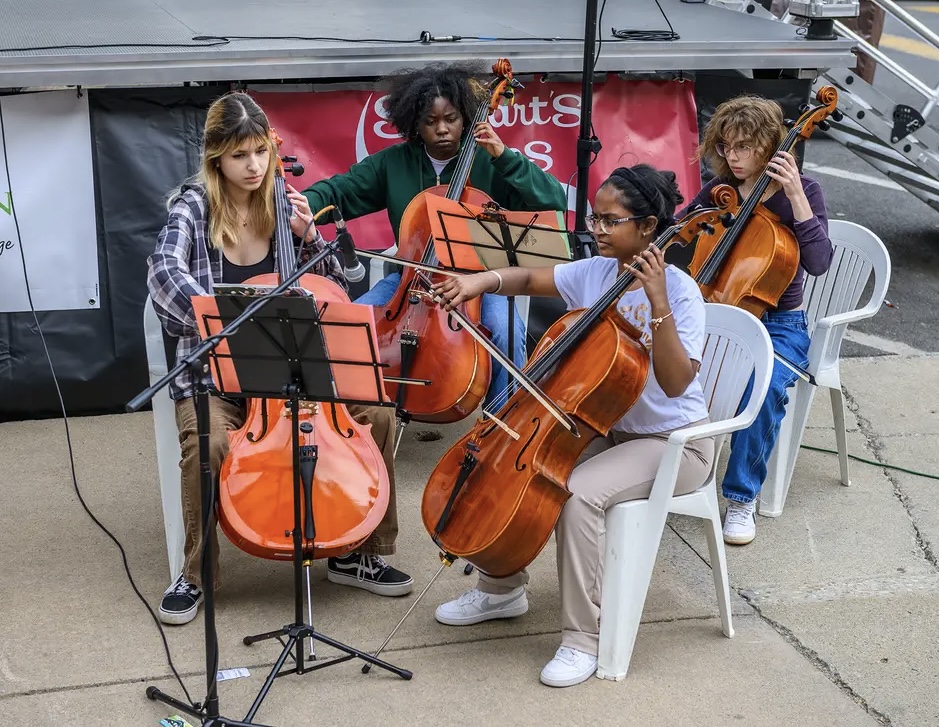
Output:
[0, 75, 812, 419]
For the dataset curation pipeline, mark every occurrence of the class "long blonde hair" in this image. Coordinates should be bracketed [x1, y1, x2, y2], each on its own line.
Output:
[200, 92, 277, 249]
[695, 95, 788, 181]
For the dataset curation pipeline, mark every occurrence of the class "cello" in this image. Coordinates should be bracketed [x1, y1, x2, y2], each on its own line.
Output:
[686, 86, 842, 318]
[420, 206, 728, 578]
[373, 59, 521, 424]
[216, 129, 390, 561]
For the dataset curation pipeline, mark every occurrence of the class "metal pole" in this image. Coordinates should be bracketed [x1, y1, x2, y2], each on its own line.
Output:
[574, 0, 601, 259]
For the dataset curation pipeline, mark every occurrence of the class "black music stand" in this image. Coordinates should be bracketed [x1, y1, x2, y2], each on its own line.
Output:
[201, 290, 411, 724]
[431, 200, 573, 397]
[129, 239, 411, 727]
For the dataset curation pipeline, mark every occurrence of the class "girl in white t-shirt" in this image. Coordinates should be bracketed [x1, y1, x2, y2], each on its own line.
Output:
[429, 164, 716, 688]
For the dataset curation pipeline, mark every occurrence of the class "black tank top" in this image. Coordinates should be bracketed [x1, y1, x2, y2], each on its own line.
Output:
[221, 246, 275, 284]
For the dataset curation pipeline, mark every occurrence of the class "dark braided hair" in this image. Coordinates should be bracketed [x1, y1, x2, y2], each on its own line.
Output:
[380, 62, 487, 143]
[601, 164, 684, 236]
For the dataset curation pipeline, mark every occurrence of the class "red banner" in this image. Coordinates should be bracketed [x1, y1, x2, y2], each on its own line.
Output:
[253, 77, 700, 250]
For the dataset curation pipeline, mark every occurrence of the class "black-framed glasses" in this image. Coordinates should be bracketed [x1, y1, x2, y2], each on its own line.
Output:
[585, 214, 644, 235]
[716, 141, 754, 160]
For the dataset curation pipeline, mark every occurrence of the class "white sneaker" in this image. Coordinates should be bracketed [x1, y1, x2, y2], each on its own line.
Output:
[723, 499, 757, 545]
[434, 586, 529, 626]
[540, 646, 598, 688]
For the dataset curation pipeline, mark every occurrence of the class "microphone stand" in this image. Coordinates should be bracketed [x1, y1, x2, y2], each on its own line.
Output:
[573, 0, 602, 260]
[129, 240, 346, 727]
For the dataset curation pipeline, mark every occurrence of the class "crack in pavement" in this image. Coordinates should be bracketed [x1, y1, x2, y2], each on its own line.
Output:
[740, 571, 939, 606]
[844, 387, 938, 569]
[739, 593, 894, 726]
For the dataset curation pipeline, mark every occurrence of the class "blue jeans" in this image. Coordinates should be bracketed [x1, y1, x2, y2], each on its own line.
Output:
[354, 272, 526, 409]
[722, 309, 810, 504]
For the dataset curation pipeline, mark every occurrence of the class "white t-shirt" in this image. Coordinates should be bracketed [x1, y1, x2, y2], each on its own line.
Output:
[426, 149, 456, 177]
[553, 257, 709, 434]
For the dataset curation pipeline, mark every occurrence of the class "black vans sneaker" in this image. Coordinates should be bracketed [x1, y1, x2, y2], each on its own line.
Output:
[159, 574, 203, 625]
[327, 552, 414, 597]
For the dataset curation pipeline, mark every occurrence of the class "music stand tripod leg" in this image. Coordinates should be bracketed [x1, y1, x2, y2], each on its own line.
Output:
[221, 302, 412, 723]
[146, 362, 262, 726]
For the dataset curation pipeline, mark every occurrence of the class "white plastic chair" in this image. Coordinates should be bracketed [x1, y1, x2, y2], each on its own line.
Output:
[596, 303, 774, 681]
[758, 220, 891, 517]
[143, 296, 185, 581]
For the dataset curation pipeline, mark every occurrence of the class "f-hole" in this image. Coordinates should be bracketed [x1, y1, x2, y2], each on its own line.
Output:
[246, 398, 269, 442]
[514, 416, 540, 472]
[330, 403, 354, 438]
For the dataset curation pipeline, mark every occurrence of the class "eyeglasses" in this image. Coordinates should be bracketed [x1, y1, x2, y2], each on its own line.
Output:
[585, 214, 644, 235]
[716, 141, 754, 160]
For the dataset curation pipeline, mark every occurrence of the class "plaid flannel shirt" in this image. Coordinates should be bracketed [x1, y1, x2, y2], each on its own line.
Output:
[147, 183, 347, 400]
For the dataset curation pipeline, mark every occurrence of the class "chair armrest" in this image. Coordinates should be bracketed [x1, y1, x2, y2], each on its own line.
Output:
[815, 300, 882, 332]
[667, 413, 756, 446]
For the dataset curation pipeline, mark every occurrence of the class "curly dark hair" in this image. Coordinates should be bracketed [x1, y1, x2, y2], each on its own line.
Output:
[601, 164, 685, 235]
[380, 62, 488, 142]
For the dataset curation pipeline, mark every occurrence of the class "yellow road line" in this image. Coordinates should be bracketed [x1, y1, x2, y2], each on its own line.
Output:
[879, 32, 939, 61]
[907, 3, 939, 13]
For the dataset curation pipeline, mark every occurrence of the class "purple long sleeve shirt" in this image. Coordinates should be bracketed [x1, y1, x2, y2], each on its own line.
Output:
[681, 175, 834, 311]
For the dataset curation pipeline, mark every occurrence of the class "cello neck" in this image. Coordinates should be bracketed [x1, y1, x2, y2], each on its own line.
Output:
[420, 101, 490, 266]
[273, 173, 296, 281]
[444, 102, 490, 201]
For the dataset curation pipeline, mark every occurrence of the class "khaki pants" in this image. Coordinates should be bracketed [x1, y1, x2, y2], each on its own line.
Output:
[174, 396, 398, 589]
[476, 421, 715, 656]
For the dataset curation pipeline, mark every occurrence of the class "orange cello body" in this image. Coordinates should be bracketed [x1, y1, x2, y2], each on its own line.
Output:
[371, 59, 522, 424]
[374, 185, 493, 423]
[217, 273, 390, 561]
[687, 185, 799, 319]
[421, 307, 649, 577]
[419, 206, 725, 578]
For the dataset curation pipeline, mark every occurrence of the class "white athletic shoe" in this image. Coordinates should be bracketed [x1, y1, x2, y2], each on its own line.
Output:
[723, 499, 757, 545]
[434, 586, 529, 626]
[539, 646, 598, 688]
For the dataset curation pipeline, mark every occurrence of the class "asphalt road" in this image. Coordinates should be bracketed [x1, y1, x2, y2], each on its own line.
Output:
[799, 1, 939, 357]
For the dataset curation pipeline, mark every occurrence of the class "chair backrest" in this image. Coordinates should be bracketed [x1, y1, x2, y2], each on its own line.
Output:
[144, 296, 169, 381]
[803, 220, 891, 335]
[143, 295, 179, 375]
[698, 303, 775, 455]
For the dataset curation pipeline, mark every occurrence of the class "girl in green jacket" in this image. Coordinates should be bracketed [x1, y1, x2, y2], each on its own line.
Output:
[303, 62, 568, 410]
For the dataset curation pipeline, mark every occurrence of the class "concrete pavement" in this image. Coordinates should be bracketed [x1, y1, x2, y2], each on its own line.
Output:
[0, 352, 936, 726]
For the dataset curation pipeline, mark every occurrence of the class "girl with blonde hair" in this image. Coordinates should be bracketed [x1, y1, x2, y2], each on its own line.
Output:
[147, 92, 413, 626]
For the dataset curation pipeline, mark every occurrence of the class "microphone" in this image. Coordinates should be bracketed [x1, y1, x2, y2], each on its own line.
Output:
[331, 208, 367, 283]
[419, 31, 463, 43]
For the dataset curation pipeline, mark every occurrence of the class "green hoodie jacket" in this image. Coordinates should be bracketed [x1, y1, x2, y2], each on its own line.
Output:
[302, 141, 568, 244]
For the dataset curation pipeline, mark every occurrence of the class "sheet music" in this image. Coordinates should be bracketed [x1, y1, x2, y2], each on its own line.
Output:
[423, 195, 573, 271]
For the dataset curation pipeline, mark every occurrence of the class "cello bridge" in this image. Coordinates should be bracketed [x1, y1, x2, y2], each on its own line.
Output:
[281, 401, 319, 417]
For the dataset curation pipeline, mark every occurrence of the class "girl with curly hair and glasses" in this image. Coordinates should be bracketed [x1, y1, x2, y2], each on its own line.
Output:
[681, 94, 834, 546]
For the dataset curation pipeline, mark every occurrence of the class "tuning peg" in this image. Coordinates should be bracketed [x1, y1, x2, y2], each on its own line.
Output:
[784, 118, 795, 127]
[817, 120, 830, 132]
[719, 212, 735, 227]
[830, 109, 844, 122]
[798, 103, 810, 113]
[699, 222, 716, 235]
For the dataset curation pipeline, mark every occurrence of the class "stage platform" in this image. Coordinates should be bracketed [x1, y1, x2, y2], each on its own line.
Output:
[0, 0, 855, 88]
